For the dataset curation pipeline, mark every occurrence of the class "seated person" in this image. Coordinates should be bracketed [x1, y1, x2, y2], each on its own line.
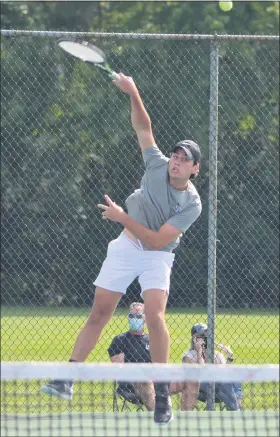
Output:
[108, 302, 154, 411]
[169, 323, 243, 411]
[109, 316, 242, 412]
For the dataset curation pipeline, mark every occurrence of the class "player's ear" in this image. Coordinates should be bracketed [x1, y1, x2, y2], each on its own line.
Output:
[191, 163, 200, 179]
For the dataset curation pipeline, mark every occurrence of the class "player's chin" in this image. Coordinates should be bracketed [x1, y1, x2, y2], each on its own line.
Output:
[170, 174, 182, 182]
[169, 170, 180, 179]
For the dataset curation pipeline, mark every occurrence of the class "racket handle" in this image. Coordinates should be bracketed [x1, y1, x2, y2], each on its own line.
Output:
[110, 71, 121, 81]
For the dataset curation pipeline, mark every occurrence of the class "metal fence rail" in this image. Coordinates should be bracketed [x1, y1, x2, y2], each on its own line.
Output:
[1, 29, 279, 40]
[1, 30, 279, 410]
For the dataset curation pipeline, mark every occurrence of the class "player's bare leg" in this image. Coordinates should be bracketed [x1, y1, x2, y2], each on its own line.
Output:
[144, 289, 172, 424]
[144, 289, 169, 363]
[41, 287, 122, 400]
[71, 287, 122, 361]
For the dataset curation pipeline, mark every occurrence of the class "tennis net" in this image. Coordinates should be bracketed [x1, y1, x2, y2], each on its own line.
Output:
[1, 362, 279, 436]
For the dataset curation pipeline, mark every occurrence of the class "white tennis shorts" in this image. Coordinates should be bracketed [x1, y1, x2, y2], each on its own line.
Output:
[94, 233, 175, 297]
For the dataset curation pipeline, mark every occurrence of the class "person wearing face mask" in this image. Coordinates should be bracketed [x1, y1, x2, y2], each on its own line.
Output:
[108, 302, 154, 411]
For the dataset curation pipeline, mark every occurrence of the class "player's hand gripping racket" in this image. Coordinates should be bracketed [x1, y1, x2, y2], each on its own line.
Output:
[58, 39, 120, 81]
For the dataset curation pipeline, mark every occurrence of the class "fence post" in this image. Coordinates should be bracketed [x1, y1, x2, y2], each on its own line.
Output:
[206, 38, 220, 411]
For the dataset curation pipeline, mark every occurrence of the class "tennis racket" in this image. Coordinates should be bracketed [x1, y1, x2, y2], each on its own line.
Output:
[58, 39, 120, 81]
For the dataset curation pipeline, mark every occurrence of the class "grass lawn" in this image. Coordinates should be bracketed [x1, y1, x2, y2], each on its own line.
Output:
[1, 307, 279, 414]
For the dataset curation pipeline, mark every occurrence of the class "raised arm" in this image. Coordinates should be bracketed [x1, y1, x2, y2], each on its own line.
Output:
[113, 73, 155, 152]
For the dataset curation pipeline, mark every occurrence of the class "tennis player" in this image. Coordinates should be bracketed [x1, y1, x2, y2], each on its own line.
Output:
[41, 72, 202, 425]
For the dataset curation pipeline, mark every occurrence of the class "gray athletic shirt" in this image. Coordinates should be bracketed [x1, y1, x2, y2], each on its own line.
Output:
[125, 145, 202, 252]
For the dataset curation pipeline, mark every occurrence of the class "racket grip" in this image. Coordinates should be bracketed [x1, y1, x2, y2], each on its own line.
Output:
[110, 71, 121, 81]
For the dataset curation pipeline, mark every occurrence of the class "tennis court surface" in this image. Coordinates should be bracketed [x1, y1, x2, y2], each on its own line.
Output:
[2, 411, 279, 437]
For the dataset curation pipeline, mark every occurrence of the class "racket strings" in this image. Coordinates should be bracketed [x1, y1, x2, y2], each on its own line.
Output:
[59, 41, 105, 64]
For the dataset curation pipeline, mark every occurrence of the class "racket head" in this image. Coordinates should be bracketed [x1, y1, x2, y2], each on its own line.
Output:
[58, 38, 106, 64]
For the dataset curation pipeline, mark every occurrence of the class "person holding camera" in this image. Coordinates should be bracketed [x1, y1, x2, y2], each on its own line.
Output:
[169, 323, 242, 410]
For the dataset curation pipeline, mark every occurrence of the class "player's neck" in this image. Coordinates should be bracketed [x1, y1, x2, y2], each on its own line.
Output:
[169, 177, 189, 191]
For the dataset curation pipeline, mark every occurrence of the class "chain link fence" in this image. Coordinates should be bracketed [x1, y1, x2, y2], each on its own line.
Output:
[1, 31, 279, 410]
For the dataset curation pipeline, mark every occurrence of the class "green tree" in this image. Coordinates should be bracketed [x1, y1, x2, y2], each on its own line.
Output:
[1, 1, 279, 309]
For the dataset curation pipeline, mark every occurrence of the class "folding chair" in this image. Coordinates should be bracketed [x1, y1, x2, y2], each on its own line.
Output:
[113, 381, 145, 412]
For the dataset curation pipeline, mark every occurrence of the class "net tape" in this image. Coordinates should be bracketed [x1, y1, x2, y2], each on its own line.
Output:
[1, 361, 279, 382]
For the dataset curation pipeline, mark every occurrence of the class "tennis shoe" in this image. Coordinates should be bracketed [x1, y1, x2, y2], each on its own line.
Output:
[40, 380, 73, 401]
[154, 393, 173, 425]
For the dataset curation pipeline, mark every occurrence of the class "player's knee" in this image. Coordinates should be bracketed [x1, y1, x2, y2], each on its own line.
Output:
[87, 307, 112, 326]
[145, 312, 166, 332]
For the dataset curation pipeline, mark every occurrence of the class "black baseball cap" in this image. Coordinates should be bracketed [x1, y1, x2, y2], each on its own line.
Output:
[172, 140, 201, 164]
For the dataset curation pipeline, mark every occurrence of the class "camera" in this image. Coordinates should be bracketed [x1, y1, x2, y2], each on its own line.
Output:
[196, 336, 207, 348]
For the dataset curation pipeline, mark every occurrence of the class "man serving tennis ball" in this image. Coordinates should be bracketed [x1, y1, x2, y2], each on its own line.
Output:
[41, 72, 202, 425]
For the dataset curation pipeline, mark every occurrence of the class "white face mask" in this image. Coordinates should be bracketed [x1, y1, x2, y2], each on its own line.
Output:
[129, 318, 144, 331]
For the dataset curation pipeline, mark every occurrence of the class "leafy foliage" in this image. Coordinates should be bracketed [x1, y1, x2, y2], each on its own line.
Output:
[1, 2, 279, 309]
